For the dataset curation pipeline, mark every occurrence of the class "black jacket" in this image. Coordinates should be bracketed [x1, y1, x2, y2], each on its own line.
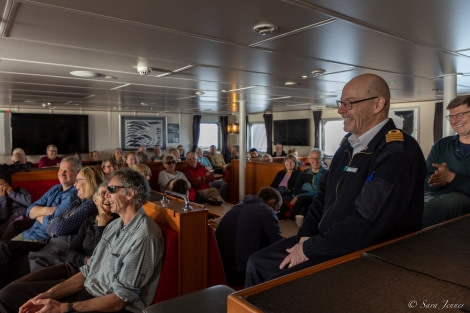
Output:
[299, 119, 426, 260]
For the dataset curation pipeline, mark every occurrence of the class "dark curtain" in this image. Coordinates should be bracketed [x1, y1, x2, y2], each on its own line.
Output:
[192, 115, 202, 151]
[219, 116, 229, 158]
[263, 113, 273, 155]
[313, 110, 322, 148]
[433, 102, 443, 143]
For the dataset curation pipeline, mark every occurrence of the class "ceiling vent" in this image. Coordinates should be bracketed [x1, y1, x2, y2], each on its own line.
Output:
[253, 23, 277, 35]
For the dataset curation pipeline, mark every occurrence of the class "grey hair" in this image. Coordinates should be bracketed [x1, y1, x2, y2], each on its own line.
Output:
[309, 148, 324, 159]
[93, 182, 108, 199]
[62, 155, 82, 172]
[108, 167, 149, 208]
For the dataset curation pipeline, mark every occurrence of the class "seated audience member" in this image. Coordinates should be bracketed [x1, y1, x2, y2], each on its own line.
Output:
[245, 73, 426, 287]
[27, 166, 104, 273]
[152, 145, 163, 161]
[196, 147, 213, 171]
[273, 143, 287, 157]
[216, 187, 283, 286]
[70, 152, 81, 161]
[112, 148, 126, 168]
[262, 154, 273, 163]
[132, 164, 162, 202]
[423, 95, 470, 227]
[249, 148, 261, 161]
[0, 156, 81, 287]
[287, 148, 303, 166]
[38, 145, 62, 168]
[207, 145, 229, 174]
[136, 151, 150, 164]
[177, 145, 186, 161]
[101, 158, 118, 179]
[168, 147, 181, 163]
[0, 168, 164, 313]
[137, 145, 146, 153]
[289, 148, 327, 219]
[90, 151, 100, 162]
[10, 148, 33, 168]
[0, 183, 117, 291]
[27, 173, 101, 272]
[0, 184, 115, 287]
[165, 178, 189, 196]
[157, 154, 191, 193]
[184, 152, 225, 204]
[270, 154, 301, 219]
[231, 144, 240, 160]
[124, 151, 138, 167]
[0, 175, 32, 239]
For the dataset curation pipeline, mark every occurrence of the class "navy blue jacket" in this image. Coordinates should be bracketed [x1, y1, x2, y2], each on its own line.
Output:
[298, 119, 426, 259]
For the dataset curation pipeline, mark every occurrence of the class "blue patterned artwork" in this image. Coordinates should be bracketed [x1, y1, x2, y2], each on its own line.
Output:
[120, 116, 166, 150]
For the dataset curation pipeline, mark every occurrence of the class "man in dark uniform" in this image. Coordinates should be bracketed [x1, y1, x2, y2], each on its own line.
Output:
[245, 73, 426, 287]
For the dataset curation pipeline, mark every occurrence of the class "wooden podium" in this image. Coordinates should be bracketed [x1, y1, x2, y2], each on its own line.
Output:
[150, 197, 209, 295]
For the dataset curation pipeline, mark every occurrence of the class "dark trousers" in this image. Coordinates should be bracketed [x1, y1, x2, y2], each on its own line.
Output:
[244, 236, 334, 287]
[288, 196, 314, 220]
[0, 219, 35, 240]
[0, 239, 45, 287]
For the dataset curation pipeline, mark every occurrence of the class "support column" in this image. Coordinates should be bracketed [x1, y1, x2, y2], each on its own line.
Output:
[238, 100, 246, 201]
[443, 75, 457, 137]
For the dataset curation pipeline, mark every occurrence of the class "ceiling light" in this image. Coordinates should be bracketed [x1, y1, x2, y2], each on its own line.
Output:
[195, 90, 205, 96]
[70, 71, 101, 78]
[284, 81, 298, 86]
[221, 86, 257, 93]
[311, 68, 326, 76]
[253, 23, 277, 35]
[268, 96, 291, 100]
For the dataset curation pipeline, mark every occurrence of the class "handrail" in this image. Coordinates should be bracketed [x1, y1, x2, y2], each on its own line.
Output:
[161, 190, 192, 211]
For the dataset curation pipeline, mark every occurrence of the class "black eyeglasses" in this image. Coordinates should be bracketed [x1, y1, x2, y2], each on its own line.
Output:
[445, 111, 470, 121]
[107, 185, 127, 194]
[336, 96, 378, 110]
[166, 160, 176, 165]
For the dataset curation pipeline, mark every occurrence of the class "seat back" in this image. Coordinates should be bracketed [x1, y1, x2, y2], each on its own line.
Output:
[153, 224, 179, 303]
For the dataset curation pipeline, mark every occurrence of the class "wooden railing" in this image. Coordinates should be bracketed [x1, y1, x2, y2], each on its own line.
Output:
[228, 159, 309, 203]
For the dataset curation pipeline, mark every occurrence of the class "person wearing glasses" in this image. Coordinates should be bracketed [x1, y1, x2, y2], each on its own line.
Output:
[38, 145, 62, 168]
[157, 154, 191, 193]
[215, 187, 283, 286]
[0, 184, 118, 312]
[8, 168, 164, 313]
[287, 148, 327, 220]
[422, 95, 470, 227]
[245, 73, 426, 287]
[0, 156, 81, 287]
[101, 158, 118, 179]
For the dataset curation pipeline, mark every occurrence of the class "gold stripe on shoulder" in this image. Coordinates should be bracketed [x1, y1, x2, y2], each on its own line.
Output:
[385, 129, 404, 143]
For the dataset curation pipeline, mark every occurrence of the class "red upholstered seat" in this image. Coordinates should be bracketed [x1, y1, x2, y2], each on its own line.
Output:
[152, 224, 179, 303]
[11, 179, 59, 201]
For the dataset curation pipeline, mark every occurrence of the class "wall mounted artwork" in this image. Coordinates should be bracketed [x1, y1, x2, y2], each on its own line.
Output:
[120, 116, 167, 150]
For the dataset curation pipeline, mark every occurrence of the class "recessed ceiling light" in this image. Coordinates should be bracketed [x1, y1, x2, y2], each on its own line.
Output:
[70, 71, 101, 78]
[311, 68, 325, 76]
[221, 86, 257, 93]
[195, 90, 205, 96]
[284, 81, 298, 86]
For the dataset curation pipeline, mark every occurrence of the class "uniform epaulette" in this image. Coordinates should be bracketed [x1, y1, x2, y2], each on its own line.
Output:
[385, 129, 404, 143]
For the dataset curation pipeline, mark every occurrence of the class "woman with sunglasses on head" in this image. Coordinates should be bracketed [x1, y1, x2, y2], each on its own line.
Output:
[157, 154, 191, 192]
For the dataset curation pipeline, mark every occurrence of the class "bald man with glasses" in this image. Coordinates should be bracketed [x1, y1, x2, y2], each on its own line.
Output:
[245, 73, 426, 287]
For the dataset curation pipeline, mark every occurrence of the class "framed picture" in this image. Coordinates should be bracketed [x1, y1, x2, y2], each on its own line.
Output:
[168, 123, 180, 143]
[120, 116, 166, 150]
[389, 107, 419, 141]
